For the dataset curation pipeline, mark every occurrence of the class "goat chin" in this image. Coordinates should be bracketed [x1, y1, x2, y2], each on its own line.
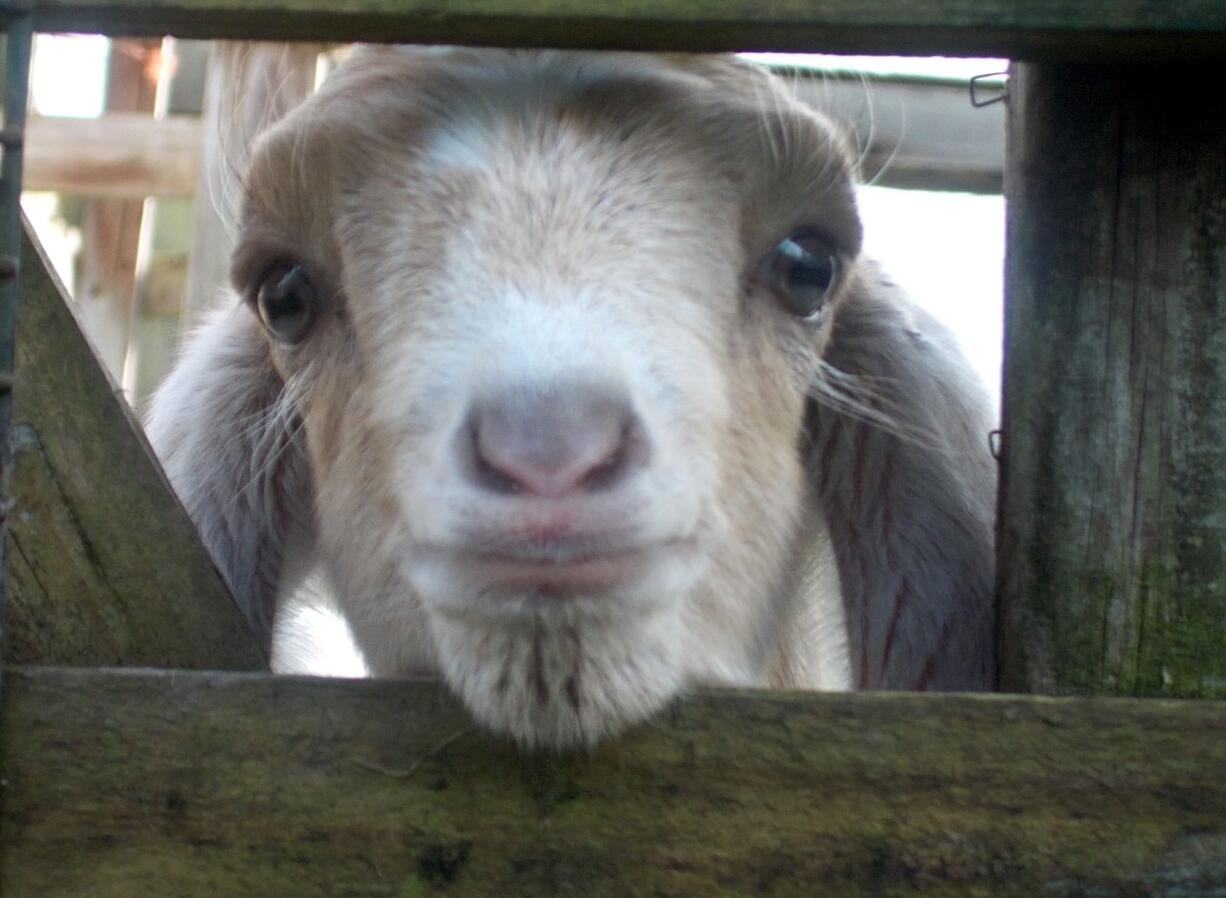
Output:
[147, 46, 997, 748]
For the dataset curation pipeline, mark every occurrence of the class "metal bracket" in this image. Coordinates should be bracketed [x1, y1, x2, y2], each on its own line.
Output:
[970, 71, 1010, 108]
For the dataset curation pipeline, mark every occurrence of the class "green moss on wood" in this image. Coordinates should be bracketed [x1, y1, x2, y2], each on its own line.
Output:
[999, 64, 1226, 698]
[2, 668, 1226, 896]
[3, 225, 263, 670]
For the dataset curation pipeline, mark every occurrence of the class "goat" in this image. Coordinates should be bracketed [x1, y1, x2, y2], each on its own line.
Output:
[147, 47, 997, 747]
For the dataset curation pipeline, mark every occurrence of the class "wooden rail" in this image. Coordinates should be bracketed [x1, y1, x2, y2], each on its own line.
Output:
[26, 0, 1226, 57]
[2, 666, 1225, 897]
[24, 113, 201, 198]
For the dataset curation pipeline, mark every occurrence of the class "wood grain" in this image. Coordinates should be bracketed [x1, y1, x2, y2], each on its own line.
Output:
[2, 224, 264, 669]
[2, 666, 1225, 896]
[997, 64, 1226, 698]
[24, 113, 201, 198]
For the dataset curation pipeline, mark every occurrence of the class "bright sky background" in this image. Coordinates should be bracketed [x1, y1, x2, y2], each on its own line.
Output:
[741, 53, 1008, 82]
[858, 186, 1004, 401]
[30, 35, 110, 117]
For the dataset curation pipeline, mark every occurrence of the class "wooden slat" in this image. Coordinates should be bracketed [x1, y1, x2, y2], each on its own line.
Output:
[997, 63, 1226, 698]
[2, 223, 265, 669]
[27, 0, 1226, 58]
[74, 39, 161, 386]
[2, 667, 1225, 896]
[24, 113, 201, 198]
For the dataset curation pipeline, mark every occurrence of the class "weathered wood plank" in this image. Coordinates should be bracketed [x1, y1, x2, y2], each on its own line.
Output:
[2, 667, 1225, 897]
[997, 64, 1226, 699]
[2, 224, 264, 669]
[27, 0, 1226, 58]
[24, 113, 201, 198]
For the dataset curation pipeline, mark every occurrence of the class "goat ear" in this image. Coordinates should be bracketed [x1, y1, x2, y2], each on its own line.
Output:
[145, 304, 313, 652]
[805, 276, 997, 691]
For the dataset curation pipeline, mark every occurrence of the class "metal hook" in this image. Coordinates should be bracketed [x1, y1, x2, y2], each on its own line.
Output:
[988, 429, 1003, 461]
[970, 72, 1010, 108]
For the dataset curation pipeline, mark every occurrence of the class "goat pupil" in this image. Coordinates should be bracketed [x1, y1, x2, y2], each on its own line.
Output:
[257, 265, 314, 343]
[773, 237, 836, 321]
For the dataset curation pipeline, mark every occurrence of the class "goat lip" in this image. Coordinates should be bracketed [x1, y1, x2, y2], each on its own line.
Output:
[450, 525, 650, 562]
[463, 552, 644, 594]
[427, 538, 691, 596]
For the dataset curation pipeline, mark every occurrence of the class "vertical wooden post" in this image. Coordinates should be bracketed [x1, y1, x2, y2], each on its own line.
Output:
[119, 39, 204, 413]
[998, 64, 1226, 698]
[0, 12, 34, 649]
[76, 39, 161, 379]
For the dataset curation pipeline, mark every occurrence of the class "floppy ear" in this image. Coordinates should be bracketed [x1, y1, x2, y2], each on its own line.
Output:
[805, 268, 997, 691]
[145, 303, 314, 651]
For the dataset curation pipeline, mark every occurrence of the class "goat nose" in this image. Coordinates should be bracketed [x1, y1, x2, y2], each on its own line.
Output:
[465, 384, 647, 498]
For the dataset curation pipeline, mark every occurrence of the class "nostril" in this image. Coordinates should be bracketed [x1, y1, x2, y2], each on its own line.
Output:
[576, 421, 643, 492]
[463, 384, 648, 499]
[470, 425, 523, 496]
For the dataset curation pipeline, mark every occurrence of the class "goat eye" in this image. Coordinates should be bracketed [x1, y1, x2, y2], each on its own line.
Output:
[768, 231, 838, 321]
[256, 264, 317, 344]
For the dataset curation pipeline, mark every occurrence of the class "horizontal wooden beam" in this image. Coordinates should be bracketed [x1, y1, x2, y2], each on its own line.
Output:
[27, 0, 1226, 58]
[3, 667, 1225, 896]
[24, 113, 201, 198]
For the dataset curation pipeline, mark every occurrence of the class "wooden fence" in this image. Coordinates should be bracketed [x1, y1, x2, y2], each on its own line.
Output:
[2, 3, 1225, 895]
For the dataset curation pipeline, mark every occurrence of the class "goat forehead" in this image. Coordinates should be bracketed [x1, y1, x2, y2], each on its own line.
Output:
[335, 51, 735, 189]
[244, 50, 862, 283]
[342, 107, 741, 292]
[342, 126, 740, 395]
[418, 127, 728, 235]
[409, 76, 709, 186]
[347, 171, 739, 356]
[357, 47, 716, 124]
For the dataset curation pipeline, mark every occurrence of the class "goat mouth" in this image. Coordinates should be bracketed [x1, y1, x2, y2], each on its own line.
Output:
[460, 550, 646, 594]
[419, 537, 696, 597]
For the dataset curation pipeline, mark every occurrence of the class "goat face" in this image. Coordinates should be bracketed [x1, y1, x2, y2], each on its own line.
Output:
[151, 47, 993, 748]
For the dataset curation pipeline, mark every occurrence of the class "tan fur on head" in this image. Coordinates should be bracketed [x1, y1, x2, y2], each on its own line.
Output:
[148, 47, 995, 747]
